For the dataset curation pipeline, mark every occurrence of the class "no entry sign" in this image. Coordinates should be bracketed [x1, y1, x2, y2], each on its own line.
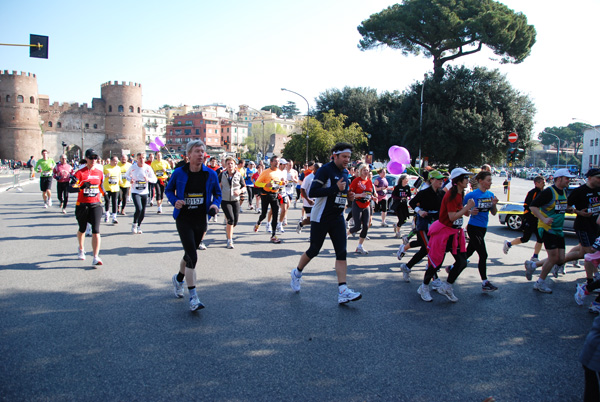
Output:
[508, 132, 518, 143]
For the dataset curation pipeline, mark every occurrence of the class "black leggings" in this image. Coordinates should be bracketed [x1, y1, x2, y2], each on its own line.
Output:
[57, 181, 69, 209]
[104, 191, 118, 214]
[520, 217, 541, 243]
[222, 200, 240, 226]
[75, 203, 102, 234]
[584, 365, 600, 402]
[306, 216, 347, 261]
[156, 182, 165, 201]
[176, 217, 207, 269]
[257, 193, 279, 236]
[465, 224, 488, 280]
[349, 203, 370, 238]
[132, 193, 148, 225]
[407, 230, 429, 269]
[423, 234, 467, 285]
[119, 187, 129, 210]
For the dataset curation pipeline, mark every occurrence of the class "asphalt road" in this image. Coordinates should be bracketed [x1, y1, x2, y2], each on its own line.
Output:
[0, 177, 593, 401]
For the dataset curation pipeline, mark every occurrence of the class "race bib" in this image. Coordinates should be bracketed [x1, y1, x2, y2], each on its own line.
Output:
[156, 170, 164, 177]
[477, 198, 493, 212]
[41, 171, 52, 177]
[135, 181, 147, 191]
[555, 199, 567, 214]
[121, 173, 128, 182]
[83, 185, 99, 197]
[588, 197, 600, 214]
[334, 193, 347, 207]
[108, 176, 118, 185]
[185, 193, 204, 209]
[453, 217, 463, 227]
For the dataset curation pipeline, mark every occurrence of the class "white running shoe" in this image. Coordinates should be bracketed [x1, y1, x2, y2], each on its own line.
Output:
[417, 284, 433, 302]
[112, 215, 119, 224]
[430, 278, 443, 291]
[104, 211, 109, 223]
[132, 223, 138, 234]
[355, 245, 369, 255]
[48, 199, 52, 207]
[290, 268, 302, 292]
[226, 239, 234, 249]
[62, 209, 67, 214]
[503, 240, 511, 254]
[296, 222, 302, 234]
[533, 279, 552, 293]
[338, 286, 362, 304]
[396, 244, 406, 260]
[575, 283, 588, 306]
[277, 223, 285, 233]
[400, 263, 411, 282]
[265, 222, 271, 233]
[402, 235, 409, 246]
[43, 202, 48, 209]
[172, 274, 184, 298]
[189, 295, 205, 311]
[77, 248, 86, 260]
[85, 223, 92, 237]
[198, 242, 207, 250]
[438, 282, 459, 302]
[381, 222, 389, 227]
[524, 260, 536, 281]
[92, 256, 103, 266]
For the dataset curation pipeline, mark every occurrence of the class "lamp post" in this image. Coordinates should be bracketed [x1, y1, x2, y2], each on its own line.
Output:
[281, 88, 310, 163]
[246, 105, 265, 163]
[542, 131, 560, 168]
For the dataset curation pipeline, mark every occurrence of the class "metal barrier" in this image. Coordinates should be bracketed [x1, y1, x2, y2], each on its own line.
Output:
[5, 169, 23, 191]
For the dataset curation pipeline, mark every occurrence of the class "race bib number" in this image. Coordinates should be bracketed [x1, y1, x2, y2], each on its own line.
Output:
[121, 173, 128, 182]
[108, 176, 118, 185]
[185, 193, 204, 209]
[41, 171, 52, 177]
[334, 193, 347, 207]
[135, 181, 147, 191]
[453, 217, 463, 227]
[156, 170, 164, 177]
[477, 198, 493, 212]
[588, 197, 600, 214]
[555, 199, 567, 214]
[83, 185, 99, 197]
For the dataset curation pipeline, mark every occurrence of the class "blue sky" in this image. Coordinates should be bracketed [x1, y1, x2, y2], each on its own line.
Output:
[2, 0, 599, 136]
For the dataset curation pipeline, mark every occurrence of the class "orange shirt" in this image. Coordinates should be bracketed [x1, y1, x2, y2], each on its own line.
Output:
[349, 177, 373, 209]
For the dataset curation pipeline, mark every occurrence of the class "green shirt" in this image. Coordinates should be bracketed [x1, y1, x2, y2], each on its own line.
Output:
[35, 158, 56, 177]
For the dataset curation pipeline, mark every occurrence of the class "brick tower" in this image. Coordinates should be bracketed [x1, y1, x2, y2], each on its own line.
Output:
[101, 81, 144, 158]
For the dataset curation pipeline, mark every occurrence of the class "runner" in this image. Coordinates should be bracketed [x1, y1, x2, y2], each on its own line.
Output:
[289, 142, 362, 304]
[126, 153, 157, 234]
[347, 163, 374, 254]
[574, 236, 600, 313]
[244, 161, 257, 211]
[219, 156, 246, 249]
[296, 162, 319, 234]
[417, 168, 474, 302]
[74, 149, 104, 266]
[167, 140, 221, 311]
[524, 169, 575, 293]
[503, 176, 545, 261]
[253, 155, 285, 244]
[462, 170, 499, 292]
[53, 154, 73, 214]
[117, 155, 132, 215]
[374, 168, 389, 227]
[26, 155, 35, 179]
[151, 151, 171, 214]
[280, 159, 298, 229]
[252, 162, 263, 213]
[35, 149, 56, 208]
[390, 174, 412, 239]
[102, 156, 121, 224]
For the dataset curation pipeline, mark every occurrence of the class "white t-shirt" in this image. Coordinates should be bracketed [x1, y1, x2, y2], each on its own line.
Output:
[300, 172, 315, 208]
[126, 163, 157, 195]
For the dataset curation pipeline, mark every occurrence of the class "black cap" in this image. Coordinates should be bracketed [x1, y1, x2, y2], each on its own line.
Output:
[587, 168, 600, 178]
[85, 149, 98, 159]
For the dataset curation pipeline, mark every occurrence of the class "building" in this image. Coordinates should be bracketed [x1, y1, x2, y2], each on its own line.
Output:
[0, 70, 144, 161]
[142, 109, 168, 153]
[582, 125, 600, 170]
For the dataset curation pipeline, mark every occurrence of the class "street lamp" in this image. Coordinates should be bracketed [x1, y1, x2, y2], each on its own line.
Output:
[281, 88, 310, 163]
[541, 131, 560, 167]
[245, 105, 265, 163]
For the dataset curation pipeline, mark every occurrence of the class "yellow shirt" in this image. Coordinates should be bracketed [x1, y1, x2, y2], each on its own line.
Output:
[118, 162, 132, 188]
[151, 160, 171, 183]
[103, 164, 122, 192]
[255, 168, 285, 193]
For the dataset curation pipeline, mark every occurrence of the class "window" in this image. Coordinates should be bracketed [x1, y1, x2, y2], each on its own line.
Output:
[185, 120, 193, 126]
[85, 123, 89, 129]
[591, 155, 594, 165]
[195, 129, 200, 135]
[109, 105, 112, 112]
[175, 129, 182, 135]
[597, 139, 599, 146]
[48, 121, 52, 128]
[591, 140, 594, 146]
[184, 129, 191, 135]
[5, 95, 10, 102]
[215, 129, 218, 134]
[17, 95, 24, 103]
[137, 107, 140, 113]
[57, 122, 62, 128]
[93, 124, 98, 129]
[177, 121, 182, 126]
[129, 106, 134, 113]
[30, 96, 35, 104]
[118, 105, 124, 113]
[227, 128, 230, 133]
[595, 155, 598, 166]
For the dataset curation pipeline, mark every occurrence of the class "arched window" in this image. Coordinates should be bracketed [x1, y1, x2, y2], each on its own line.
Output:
[93, 124, 98, 129]
[6, 95, 11, 102]
[129, 106, 134, 113]
[118, 105, 124, 112]
[57, 122, 62, 128]
[137, 107, 140, 113]
[17, 95, 24, 103]
[85, 123, 89, 129]
[48, 121, 53, 128]
[30, 96, 35, 104]
[108, 105, 112, 112]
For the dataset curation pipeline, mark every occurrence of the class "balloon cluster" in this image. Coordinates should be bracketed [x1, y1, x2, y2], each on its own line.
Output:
[148, 136, 165, 153]
[387, 146, 411, 174]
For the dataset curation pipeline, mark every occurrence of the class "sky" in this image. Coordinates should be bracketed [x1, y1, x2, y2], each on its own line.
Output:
[2, 0, 599, 137]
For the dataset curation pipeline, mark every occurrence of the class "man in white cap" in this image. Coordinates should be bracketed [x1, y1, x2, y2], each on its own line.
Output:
[524, 168, 575, 293]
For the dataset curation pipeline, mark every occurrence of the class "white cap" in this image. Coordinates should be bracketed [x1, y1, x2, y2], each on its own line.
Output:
[553, 168, 575, 178]
[450, 168, 473, 180]
[278, 158, 288, 165]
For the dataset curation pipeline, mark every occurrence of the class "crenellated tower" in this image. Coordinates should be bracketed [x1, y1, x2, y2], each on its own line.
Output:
[0, 71, 43, 160]
[101, 81, 144, 158]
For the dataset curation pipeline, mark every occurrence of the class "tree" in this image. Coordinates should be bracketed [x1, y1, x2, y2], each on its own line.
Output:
[261, 105, 282, 117]
[281, 101, 301, 119]
[395, 65, 535, 167]
[248, 121, 287, 158]
[357, 0, 537, 80]
[282, 111, 368, 163]
[539, 122, 587, 163]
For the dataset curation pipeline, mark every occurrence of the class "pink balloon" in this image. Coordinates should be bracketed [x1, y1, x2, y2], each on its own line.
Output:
[155, 137, 165, 148]
[149, 142, 160, 152]
[387, 161, 405, 175]
[388, 146, 401, 161]
[392, 147, 411, 165]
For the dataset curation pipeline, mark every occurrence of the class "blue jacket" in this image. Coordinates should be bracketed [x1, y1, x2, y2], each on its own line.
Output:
[166, 163, 222, 220]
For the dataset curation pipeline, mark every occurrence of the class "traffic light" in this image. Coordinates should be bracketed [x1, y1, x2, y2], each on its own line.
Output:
[507, 148, 515, 163]
[514, 148, 524, 161]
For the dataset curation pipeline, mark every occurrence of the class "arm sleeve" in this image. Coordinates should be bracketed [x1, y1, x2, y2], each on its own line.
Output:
[530, 188, 552, 208]
[309, 169, 337, 198]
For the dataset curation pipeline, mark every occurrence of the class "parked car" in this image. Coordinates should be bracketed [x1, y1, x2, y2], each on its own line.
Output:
[497, 202, 575, 232]
[499, 170, 507, 177]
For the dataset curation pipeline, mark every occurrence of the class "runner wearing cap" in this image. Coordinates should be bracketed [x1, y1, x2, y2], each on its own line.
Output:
[524, 168, 575, 293]
[290, 142, 362, 304]
[35, 149, 56, 208]
[417, 168, 474, 302]
[74, 149, 104, 266]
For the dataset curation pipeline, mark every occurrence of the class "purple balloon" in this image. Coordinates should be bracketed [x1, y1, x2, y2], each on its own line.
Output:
[388, 145, 401, 161]
[155, 137, 165, 148]
[387, 161, 405, 175]
[392, 147, 411, 165]
[149, 142, 160, 152]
